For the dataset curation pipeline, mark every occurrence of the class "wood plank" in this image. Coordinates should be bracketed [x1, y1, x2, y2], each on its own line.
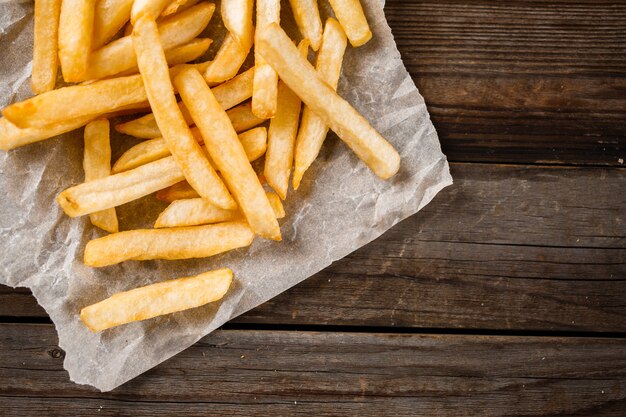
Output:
[385, 0, 626, 165]
[0, 324, 625, 416]
[2, 163, 624, 331]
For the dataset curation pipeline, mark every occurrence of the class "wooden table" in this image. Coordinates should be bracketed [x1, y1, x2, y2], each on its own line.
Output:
[1, 1, 625, 415]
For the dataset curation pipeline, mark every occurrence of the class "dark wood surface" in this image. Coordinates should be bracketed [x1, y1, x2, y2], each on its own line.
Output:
[1, 1, 625, 415]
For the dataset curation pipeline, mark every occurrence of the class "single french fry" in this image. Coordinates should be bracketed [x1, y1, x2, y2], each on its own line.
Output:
[293, 18, 347, 189]
[204, 33, 251, 83]
[228, 102, 265, 133]
[156, 180, 199, 202]
[175, 67, 281, 240]
[133, 17, 236, 209]
[155, 191, 284, 228]
[131, 0, 171, 24]
[84, 120, 119, 233]
[115, 68, 255, 138]
[84, 222, 254, 266]
[3, 75, 146, 129]
[0, 116, 93, 151]
[112, 126, 267, 173]
[327, 0, 372, 47]
[58, 156, 184, 217]
[252, 0, 280, 119]
[264, 40, 308, 200]
[81, 268, 233, 332]
[221, 0, 254, 47]
[58, 0, 97, 82]
[258, 23, 400, 180]
[84, 3, 214, 80]
[108, 38, 213, 79]
[93, 0, 134, 49]
[288, 0, 322, 51]
[161, 0, 200, 16]
[32, 0, 62, 94]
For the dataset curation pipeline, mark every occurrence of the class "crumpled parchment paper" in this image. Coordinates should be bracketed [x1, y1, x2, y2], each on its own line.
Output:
[0, 0, 452, 391]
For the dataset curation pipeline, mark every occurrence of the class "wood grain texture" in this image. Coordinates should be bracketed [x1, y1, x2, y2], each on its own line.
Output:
[385, 0, 626, 165]
[1, 324, 625, 416]
[3, 163, 624, 331]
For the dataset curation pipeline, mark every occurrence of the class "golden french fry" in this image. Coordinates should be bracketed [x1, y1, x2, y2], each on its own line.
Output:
[158, 38, 213, 65]
[258, 23, 400, 180]
[221, 0, 254, 47]
[58, 0, 97, 82]
[131, 0, 171, 24]
[252, 0, 280, 119]
[93, 0, 134, 49]
[264, 40, 308, 200]
[228, 102, 266, 133]
[84, 222, 254, 266]
[204, 33, 251, 83]
[32, 0, 62, 94]
[161, 0, 200, 16]
[293, 18, 347, 189]
[288, 0, 322, 51]
[175, 67, 281, 240]
[81, 268, 233, 332]
[155, 191, 284, 228]
[0, 116, 94, 151]
[133, 17, 236, 209]
[327, 0, 372, 47]
[84, 120, 119, 233]
[84, 3, 215, 80]
[3, 75, 149, 129]
[110, 38, 213, 79]
[156, 180, 199, 202]
[112, 126, 266, 173]
[115, 68, 255, 138]
[58, 156, 185, 217]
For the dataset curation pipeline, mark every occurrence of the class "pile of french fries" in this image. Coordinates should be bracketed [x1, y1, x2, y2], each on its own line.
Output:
[0, 0, 400, 333]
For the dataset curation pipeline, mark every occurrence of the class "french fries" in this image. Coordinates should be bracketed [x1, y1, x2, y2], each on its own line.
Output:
[327, 0, 372, 47]
[84, 3, 215, 80]
[161, 0, 201, 16]
[131, 0, 171, 24]
[264, 40, 309, 200]
[205, 0, 254, 83]
[2, 0, 406, 334]
[58, 0, 97, 82]
[115, 68, 255, 138]
[112, 126, 267, 173]
[252, 0, 280, 118]
[227, 102, 266, 133]
[93, 0, 134, 49]
[221, 0, 254, 48]
[155, 191, 284, 228]
[32, 0, 62, 94]
[289, 0, 322, 51]
[157, 181, 200, 202]
[133, 17, 236, 210]
[293, 18, 347, 189]
[3, 75, 147, 129]
[58, 156, 184, 217]
[258, 23, 400, 180]
[203, 33, 251, 83]
[83, 120, 119, 233]
[175, 67, 281, 240]
[81, 268, 233, 332]
[0, 116, 94, 151]
[84, 222, 254, 266]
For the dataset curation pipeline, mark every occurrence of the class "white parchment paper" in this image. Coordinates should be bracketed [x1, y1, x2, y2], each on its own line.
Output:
[0, 0, 452, 391]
